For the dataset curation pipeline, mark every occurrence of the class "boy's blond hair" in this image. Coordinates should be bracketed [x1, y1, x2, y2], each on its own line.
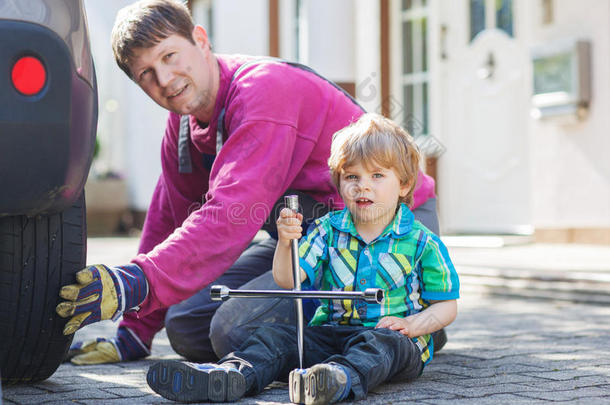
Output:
[328, 113, 421, 207]
[111, 0, 195, 79]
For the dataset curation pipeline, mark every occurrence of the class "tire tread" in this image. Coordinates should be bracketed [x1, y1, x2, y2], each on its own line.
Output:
[0, 194, 86, 383]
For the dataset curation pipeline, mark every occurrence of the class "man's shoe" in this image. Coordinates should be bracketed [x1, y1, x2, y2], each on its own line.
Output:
[147, 360, 245, 403]
[432, 328, 448, 352]
[289, 363, 350, 405]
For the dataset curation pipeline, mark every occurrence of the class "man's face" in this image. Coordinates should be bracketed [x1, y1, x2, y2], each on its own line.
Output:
[128, 26, 217, 121]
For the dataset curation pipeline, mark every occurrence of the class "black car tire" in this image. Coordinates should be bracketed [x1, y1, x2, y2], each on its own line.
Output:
[0, 194, 86, 384]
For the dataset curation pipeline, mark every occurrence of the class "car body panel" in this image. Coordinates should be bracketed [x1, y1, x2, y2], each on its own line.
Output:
[0, 0, 94, 86]
[0, 0, 97, 216]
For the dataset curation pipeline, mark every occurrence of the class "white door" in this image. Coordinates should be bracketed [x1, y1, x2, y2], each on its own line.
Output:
[437, 0, 532, 234]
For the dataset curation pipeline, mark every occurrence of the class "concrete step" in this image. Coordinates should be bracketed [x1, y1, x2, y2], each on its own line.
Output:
[458, 265, 610, 305]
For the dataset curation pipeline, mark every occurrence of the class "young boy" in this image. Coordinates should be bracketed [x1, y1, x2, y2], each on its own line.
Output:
[146, 113, 459, 404]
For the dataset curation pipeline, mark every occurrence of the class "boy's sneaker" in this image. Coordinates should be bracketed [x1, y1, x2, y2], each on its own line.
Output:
[289, 368, 307, 403]
[289, 363, 351, 405]
[147, 360, 246, 403]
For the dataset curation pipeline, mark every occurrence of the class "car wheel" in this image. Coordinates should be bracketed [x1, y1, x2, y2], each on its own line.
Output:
[0, 193, 86, 384]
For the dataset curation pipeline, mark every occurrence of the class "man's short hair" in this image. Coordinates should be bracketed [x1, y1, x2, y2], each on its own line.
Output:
[111, 0, 195, 78]
[328, 113, 421, 207]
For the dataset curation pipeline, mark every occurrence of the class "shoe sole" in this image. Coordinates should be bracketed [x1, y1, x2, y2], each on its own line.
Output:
[290, 366, 346, 405]
[147, 360, 246, 403]
[289, 369, 306, 404]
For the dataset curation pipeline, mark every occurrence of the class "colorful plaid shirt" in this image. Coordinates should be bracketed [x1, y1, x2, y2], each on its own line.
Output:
[299, 203, 460, 363]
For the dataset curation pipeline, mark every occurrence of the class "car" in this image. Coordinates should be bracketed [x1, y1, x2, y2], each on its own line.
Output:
[0, 0, 97, 384]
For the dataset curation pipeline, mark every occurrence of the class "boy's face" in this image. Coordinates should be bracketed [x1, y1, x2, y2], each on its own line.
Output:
[128, 26, 218, 122]
[339, 161, 409, 230]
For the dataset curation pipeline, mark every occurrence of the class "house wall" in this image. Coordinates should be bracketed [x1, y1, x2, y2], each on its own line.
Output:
[279, 0, 297, 60]
[89, 0, 270, 215]
[212, 0, 268, 55]
[430, 0, 609, 242]
[302, 0, 355, 83]
[89, 0, 609, 242]
[525, 0, 610, 242]
[354, 0, 382, 113]
[85, 0, 166, 213]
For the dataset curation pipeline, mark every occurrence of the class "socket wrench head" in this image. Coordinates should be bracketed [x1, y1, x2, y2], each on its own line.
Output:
[284, 195, 299, 212]
[209, 285, 230, 301]
[364, 288, 385, 304]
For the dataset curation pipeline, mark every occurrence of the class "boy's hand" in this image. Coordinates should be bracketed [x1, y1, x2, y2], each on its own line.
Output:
[376, 316, 411, 336]
[272, 208, 308, 288]
[376, 301, 457, 338]
[276, 208, 303, 247]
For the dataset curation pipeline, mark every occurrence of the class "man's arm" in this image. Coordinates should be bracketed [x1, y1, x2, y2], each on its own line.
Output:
[56, 113, 209, 358]
[375, 299, 457, 338]
[132, 119, 305, 315]
[137, 175, 179, 255]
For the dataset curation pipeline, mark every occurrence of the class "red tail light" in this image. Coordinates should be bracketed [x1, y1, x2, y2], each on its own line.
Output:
[12, 56, 47, 96]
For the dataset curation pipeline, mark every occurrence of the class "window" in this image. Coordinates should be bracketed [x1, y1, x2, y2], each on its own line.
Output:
[400, 0, 429, 136]
[470, 0, 513, 41]
[470, 0, 486, 40]
[496, 0, 513, 36]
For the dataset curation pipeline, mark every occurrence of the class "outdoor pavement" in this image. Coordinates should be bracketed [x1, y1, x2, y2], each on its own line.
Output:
[3, 236, 610, 404]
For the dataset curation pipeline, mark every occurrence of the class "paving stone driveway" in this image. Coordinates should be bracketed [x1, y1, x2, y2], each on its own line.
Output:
[4, 287, 610, 404]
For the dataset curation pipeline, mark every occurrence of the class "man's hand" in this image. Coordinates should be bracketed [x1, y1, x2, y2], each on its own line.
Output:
[56, 264, 148, 335]
[376, 316, 411, 336]
[66, 338, 120, 364]
[65, 326, 151, 365]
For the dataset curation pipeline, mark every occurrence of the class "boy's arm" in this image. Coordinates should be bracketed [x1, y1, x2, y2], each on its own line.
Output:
[376, 299, 457, 338]
[377, 231, 459, 338]
[272, 208, 307, 289]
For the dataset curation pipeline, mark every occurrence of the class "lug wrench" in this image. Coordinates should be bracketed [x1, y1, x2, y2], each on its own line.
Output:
[209, 285, 384, 369]
[210, 196, 385, 369]
[287, 195, 305, 369]
[210, 286, 384, 303]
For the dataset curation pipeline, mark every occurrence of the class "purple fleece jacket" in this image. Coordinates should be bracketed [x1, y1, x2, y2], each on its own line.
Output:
[120, 54, 436, 346]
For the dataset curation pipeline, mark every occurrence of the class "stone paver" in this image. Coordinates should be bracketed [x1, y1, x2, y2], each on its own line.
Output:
[4, 289, 610, 404]
[3, 238, 610, 404]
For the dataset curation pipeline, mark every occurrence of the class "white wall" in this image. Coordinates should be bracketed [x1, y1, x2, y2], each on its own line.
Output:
[85, 0, 166, 211]
[431, 0, 609, 232]
[304, 0, 355, 83]
[212, 0, 268, 55]
[354, 0, 381, 113]
[527, 0, 610, 228]
[279, 0, 297, 60]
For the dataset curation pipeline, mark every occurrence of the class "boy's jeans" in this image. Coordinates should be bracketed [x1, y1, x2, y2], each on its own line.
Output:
[218, 324, 424, 400]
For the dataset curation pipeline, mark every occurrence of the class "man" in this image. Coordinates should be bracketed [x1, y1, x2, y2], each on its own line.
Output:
[56, 0, 439, 365]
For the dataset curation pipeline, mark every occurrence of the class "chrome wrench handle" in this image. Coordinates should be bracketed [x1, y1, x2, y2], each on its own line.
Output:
[285, 195, 305, 369]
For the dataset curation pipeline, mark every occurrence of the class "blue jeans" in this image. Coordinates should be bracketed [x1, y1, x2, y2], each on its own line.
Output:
[219, 324, 424, 400]
[166, 197, 440, 361]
